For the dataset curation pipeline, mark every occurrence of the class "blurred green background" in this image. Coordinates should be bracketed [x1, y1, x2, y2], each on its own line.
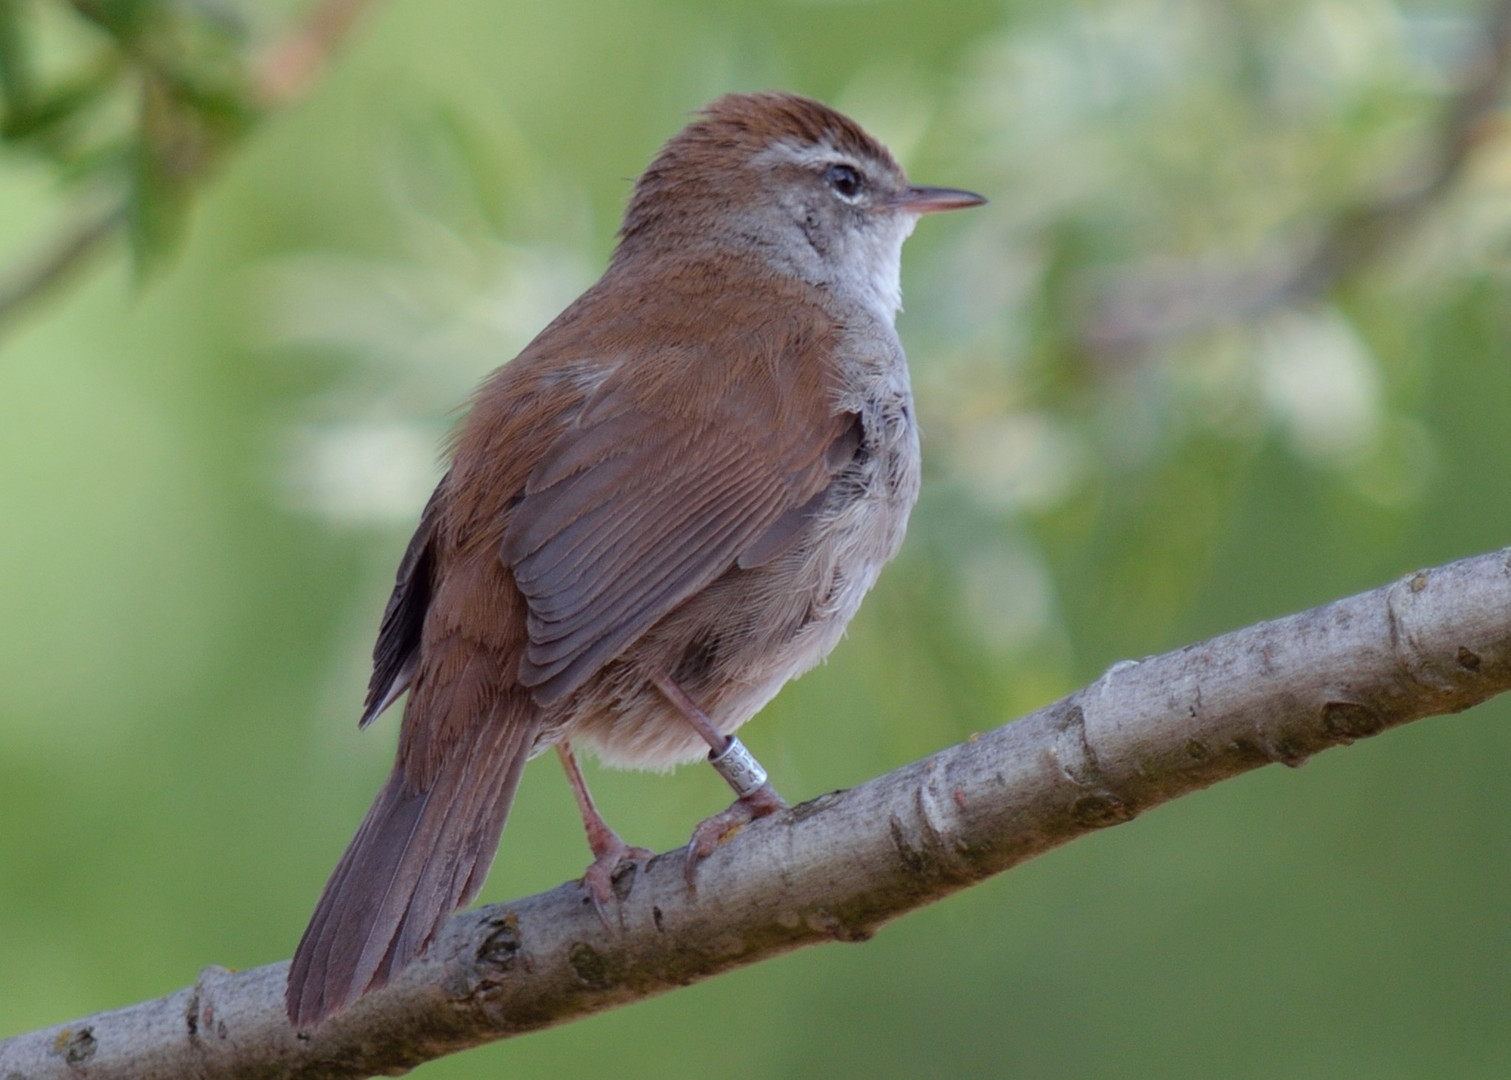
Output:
[3, 0, 1511, 1075]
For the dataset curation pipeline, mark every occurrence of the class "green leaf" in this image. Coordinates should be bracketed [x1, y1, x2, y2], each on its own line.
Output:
[68, 0, 157, 43]
[125, 72, 200, 276]
[0, 0, 36, 126]
[1, 55, 121, 147]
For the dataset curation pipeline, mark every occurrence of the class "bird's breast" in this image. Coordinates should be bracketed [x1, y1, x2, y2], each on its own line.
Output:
[552, 327, 922, 772]
[799, 332, 922, 632]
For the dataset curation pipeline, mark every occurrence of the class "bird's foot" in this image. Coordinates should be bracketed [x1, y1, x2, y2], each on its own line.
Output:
[684, 781, 788, 886]
[581, 831, 654, 930]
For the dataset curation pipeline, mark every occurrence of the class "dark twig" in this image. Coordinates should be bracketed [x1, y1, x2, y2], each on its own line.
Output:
[0, 200, 121, 330]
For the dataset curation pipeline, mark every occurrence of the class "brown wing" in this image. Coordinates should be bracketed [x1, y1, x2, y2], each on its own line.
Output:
[502, 326, 856, 705]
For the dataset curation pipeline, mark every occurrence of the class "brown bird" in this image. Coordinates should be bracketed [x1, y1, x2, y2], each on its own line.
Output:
[285, 91, 984, 1027]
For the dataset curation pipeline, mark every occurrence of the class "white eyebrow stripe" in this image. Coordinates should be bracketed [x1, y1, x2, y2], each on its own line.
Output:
[751, 137, 851, 169]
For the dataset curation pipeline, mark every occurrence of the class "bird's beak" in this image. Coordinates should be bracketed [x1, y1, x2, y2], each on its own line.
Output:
[890, 185, 987, 214]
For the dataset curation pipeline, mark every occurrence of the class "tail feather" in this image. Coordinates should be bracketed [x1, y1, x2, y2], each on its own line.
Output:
[286, 709, 537, 1028]
[380, 722, 524, 980]
[288, 778, 432, 1023]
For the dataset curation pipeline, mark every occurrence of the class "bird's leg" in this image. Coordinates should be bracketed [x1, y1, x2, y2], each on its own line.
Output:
[556, 742, 653, 925]
[649, 672, 788, 883]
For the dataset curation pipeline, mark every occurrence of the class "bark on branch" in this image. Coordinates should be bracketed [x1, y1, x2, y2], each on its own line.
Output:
[4, 547, 1510, 1079]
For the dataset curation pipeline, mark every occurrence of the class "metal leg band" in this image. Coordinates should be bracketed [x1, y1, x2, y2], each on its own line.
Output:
[708, 736, 768, 799]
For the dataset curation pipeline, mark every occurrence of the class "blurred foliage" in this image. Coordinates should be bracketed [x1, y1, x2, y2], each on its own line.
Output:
[3, 0, 1511, 1077]
[0, 0, 274, 272]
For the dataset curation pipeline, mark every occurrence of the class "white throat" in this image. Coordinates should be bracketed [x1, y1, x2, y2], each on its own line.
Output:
[839, 212, 915, 324]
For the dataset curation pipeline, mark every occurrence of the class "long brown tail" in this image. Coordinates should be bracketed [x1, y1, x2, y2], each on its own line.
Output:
[285, 711, 538, 1028]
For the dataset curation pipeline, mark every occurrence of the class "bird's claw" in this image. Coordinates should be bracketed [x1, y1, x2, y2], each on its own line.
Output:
[684, 781, 788, 886]
[581, 837, 654, 931]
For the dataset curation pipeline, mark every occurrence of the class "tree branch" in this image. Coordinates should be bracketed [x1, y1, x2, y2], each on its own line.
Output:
[252, 0, 380, 109]
[0, 200, 122, 328]
[3, 547, 1509, 1078]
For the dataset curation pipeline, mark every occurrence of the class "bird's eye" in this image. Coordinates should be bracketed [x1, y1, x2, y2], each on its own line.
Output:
[825, 163, 863, 199]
